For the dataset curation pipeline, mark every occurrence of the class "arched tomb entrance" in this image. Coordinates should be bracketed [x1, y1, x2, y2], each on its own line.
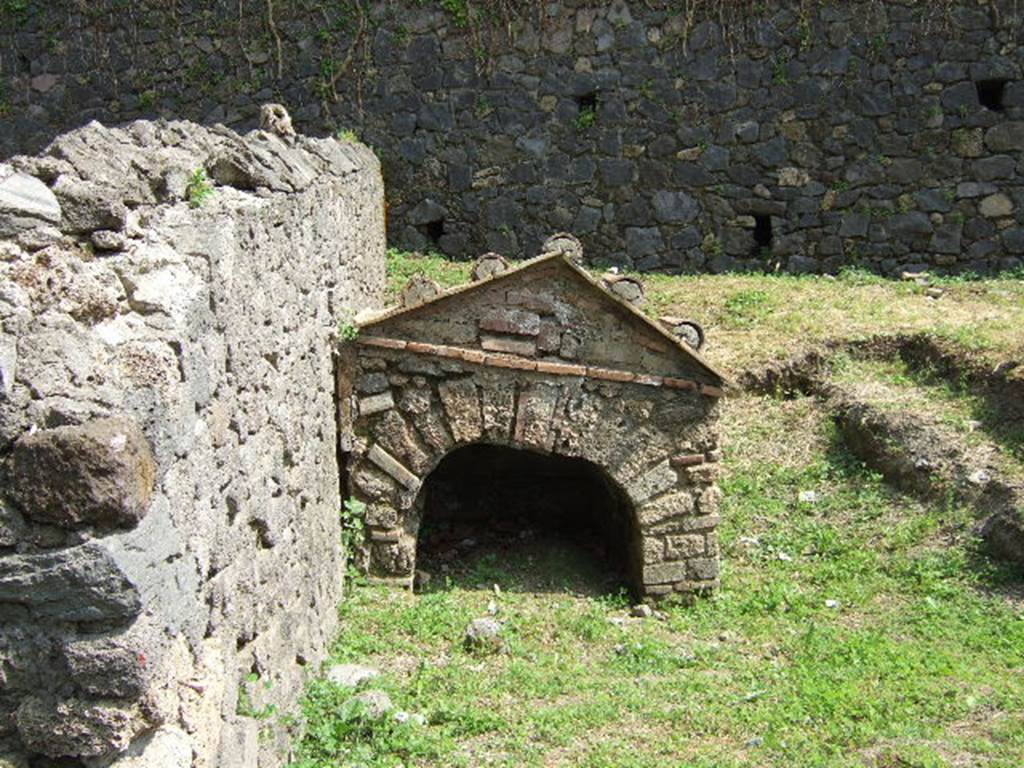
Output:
[340, 248, 727, 599]
[416, 442, 639, 592]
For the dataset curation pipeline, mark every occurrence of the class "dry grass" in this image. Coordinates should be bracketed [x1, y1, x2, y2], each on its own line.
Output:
[384, 251, 1024, 378]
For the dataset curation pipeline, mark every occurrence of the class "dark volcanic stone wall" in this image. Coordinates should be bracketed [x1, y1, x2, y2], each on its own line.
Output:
[1, 0, 1023, 274]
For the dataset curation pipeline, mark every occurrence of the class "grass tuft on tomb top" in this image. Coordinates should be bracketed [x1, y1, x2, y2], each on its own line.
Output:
[289, 394, 1024, 768]
[382, 249, 1024, 377]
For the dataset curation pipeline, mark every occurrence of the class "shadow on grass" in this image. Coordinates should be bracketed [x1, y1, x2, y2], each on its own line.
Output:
[418, 530, 630, 599]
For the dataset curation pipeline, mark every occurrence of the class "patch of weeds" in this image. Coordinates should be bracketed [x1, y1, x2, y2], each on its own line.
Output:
[440, 0, 470, 27]
[335, 128, 360, 143]
[340, 498, 366, 576]
[138, 89, 157, 110]
[185, 168, 214, 208]
[0, 0, 28, 23]
[292, 678, 448, 768]
[836, 266, 885, 286]
[466, 552, 509, 586]
[575, 103, 598, 132]
[385, 248, 472, 301]
[474, 95, 494, 119]
[237, 672, 278, 720]
[609, 637, 695, 675]
[336, 305, 360, 341]
[771, 53, 790, 85]
[869, 31, 888, 58]
[722, 288, 774, 328]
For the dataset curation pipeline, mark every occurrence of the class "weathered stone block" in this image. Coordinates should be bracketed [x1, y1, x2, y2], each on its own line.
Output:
[697, 485, 723, 516]
[359, 391, 394, 416]
[16, 696, 140, 758]
[688, 557, 719, 581]
[367, 445, 420, 491]
[438, 379, 483, 443]
[985, 122, 1024, 153]
[481, 336, 537, 357]
[63, 633, 151, 699]
[105, 726, 192, 768]
[0, 168, 62, 234]
[412, 407, 454, 455]
[481, 384, 516, 439]
[626, 461, 678, 504]
[7, 417, 155, 530]
[52, 176, 127, 233]
[514, 384, 560, 450]
[479, 307, 540, 336]
[0, 542, 141, 623]
[643, 562, 687, 585]
[643, 537, 665, 564]
[979, 193, 1013, 218]
[665, 534, 706, 559]
[375, 411, 430, 474]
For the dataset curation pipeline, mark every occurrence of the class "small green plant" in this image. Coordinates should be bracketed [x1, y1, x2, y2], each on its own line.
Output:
[185, 168, 214, 208]
[237, 672, 278, 720]
[0, 0, 28, 22]
[474, 96, 494, 119]
[706, 235, 724, 258]
[723, 288, 774, 328]
[772, 54, 790, 85]
[574, 103, 597, 132]
[869, 31, 888, 57]
[337, 310, 360, 342]
[340, 498, 366, 575]
[138, 90, 156, 110]
[797, 19, 813, 51]
[439, 0, 470, 27]
[335, 128, 359, 143]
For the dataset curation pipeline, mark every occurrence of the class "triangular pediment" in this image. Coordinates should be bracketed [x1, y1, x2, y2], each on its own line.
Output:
[357, 254, 725, 388]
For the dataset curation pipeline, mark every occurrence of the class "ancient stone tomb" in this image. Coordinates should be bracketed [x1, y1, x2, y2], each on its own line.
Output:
[342, 250, 726, 598]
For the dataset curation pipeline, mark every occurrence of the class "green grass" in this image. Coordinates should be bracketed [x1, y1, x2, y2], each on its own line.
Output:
[386, 248, 472, 301]
[382, 250, 1024, 376]
[831, 355, 1024, 472]
[290, 396, 1024, 768]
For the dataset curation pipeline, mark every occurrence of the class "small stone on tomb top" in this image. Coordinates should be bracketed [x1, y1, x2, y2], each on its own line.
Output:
[400, 273, 442, 307]
[541, 232, 584, 263]
[471, 252, 510, 281]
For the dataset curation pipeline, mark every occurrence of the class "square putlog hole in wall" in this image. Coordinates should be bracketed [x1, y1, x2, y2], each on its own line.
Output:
[418, 219, 445, 245]
[976, 79, 1008, 112]
[753, 214, 773, 252]
[574, 92, 599, 130]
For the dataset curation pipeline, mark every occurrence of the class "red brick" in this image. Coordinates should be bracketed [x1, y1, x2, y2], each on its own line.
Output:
[536, 360, 586, 376]
[700, 384, 726, 398]
[637, 336, 670, 353]
[358, 336, 406, 350]
[633, 374, 662, 387]
[456, 348, 486, 364]
[485, 354, 537, 371]
[406, 341, 440, 355]
[662, 377, 698, 391]
[586, 366, 636, 383]
[671, 453, 705, 468]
